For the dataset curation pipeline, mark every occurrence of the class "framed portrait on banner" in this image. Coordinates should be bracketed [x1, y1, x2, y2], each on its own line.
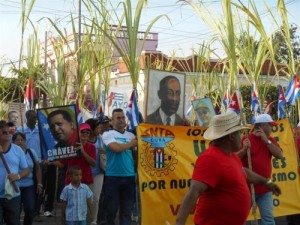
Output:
[192, 98, 216, 127]
[145, 69, 186, 126]
[37, 104, 80, 161]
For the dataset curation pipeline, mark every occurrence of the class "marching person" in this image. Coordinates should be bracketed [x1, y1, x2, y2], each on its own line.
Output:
[175, 112, 281, 225]
[238, 114, 283, 225]
[102, 108, 138, 225]
[0, 120, 29, 225]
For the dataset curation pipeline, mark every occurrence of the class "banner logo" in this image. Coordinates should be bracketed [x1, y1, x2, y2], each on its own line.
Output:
[140, 127, 178, 177]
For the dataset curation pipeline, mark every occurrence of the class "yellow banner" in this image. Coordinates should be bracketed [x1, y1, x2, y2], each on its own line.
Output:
[137, 118, 300, 225]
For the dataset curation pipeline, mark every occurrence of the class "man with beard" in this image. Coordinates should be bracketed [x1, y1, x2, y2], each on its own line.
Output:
[147, 75, 183, 125]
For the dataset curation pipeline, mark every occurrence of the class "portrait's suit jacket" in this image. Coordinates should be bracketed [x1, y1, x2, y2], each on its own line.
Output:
[147, 108, 183, 125]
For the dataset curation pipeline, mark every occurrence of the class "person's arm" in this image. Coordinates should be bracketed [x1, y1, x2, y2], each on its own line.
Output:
[236, 137, 251, 159]
[87, 196, 94, 222]
[253, 128, 283, 159]
[175, 180, 208, 225]
[61, 201, 67, 225]
[79, 144, 96, 166]
[34, 161, 43, 194]
[244, 168, 281, 196]
[8, 168, 30, 182]
[107, 138, 138, 153]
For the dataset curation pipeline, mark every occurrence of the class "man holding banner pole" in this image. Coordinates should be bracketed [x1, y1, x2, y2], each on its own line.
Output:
[175, 111, 281, 225]
[239, 114, 283, 225]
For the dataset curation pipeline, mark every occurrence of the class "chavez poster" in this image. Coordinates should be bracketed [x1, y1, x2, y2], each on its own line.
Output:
[37, 105, 80, 161]
[137, 118, 300, 225]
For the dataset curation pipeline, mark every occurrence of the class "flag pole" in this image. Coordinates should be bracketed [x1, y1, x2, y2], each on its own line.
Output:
[234, 73, 259, 225]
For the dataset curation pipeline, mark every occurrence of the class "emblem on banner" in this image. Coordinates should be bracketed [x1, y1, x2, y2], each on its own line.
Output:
[140, 128, 178, 177]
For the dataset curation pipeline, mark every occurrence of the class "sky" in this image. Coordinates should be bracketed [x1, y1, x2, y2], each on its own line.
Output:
[0, 0, 300, 75]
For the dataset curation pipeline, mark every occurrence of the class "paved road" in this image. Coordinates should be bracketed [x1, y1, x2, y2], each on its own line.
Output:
[31, 207, 289, 225]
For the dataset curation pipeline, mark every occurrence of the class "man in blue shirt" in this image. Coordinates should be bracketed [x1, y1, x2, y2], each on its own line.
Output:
[17, 110, 41, 162]
[102, 108, 138, 225]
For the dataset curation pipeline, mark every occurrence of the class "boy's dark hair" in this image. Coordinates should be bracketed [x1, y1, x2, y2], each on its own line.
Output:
[68, 165, 82, 176]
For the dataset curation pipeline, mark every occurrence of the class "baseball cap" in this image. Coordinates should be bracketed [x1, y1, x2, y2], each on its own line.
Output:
[79, 123, 91, 131]
[100, 116, 110, 124]
[254, 114, 278, 126]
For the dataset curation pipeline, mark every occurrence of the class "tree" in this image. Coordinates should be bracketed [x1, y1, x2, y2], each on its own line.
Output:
[272, 24, 300, 63]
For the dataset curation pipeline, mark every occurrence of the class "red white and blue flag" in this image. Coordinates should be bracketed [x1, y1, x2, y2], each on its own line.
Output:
[278, 85, 286, 119]
[185, 95, 196, 117]
[24, 79, 37, 110]
[126, 89, 140, 131]
[222, 89, 230, 110]
[228, 91, 241, 114]
[251, 83, 260, 113]
[285, 75, 300, 105]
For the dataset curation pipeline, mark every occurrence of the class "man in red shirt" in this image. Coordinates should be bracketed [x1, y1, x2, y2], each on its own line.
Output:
[238, 114, 283, 225]
[175, 111, 281, 225]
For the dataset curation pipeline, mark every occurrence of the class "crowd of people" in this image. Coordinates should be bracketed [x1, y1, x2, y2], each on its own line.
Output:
[0, 108, 137, 225]
[0, 106, 299, 225]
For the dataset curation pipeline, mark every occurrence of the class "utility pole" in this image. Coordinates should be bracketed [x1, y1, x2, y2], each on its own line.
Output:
[43, 31, 48, 107]
[77, 0, 82, 95]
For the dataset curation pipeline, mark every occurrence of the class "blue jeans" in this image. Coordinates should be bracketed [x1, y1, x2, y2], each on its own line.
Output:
[0, 196, 21, 225]
[256, 192, 275, 225]
[20, 185, 36, 225]
[103, 176, 135, 225]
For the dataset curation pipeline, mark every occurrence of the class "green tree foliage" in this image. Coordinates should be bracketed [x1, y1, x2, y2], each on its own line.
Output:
[272, 24, 300, 63]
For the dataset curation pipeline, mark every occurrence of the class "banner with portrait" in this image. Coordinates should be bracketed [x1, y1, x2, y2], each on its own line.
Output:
[137, 119, 300, 225]
[37, 105, 80, 161]
[192, 98, 216, 127]
[145, 69, 186, 126]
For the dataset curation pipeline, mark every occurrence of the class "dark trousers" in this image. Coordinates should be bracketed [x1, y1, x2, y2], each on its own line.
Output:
[103, 176, 135, 225]
[43, 164, 57, 212]
[20, 185, 36, 225]
[0, 196, 21, 225]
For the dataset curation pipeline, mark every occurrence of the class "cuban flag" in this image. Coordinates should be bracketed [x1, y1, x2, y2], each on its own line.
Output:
[126, 89, 140, 131]
[222, 89, 230, 110]
[278, 85, 286, 119]
[228, 91, 241, 114]
[251, 83, 260, 113]
[24, 79, 37, 110]
[285, 75, 300, 105]
[185, 95, 196, 117]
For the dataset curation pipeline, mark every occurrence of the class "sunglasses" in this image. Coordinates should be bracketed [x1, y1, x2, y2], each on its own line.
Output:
[80, 130, 91, 134]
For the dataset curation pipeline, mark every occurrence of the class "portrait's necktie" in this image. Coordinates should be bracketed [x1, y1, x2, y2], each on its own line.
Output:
[166, 116, 171, 125]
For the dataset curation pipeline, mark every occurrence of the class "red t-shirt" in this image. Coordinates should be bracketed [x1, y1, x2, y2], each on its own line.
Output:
[241, 133, 280, 194]
[61, 142, 96, 185]
[192, 145, 251, 225]
[297, 137, 300, 156]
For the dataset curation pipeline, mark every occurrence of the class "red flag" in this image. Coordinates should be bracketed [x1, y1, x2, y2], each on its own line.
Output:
[24, 79, 37, 110]
[108, 92, 115, 107]
[228, 91, 240, 114]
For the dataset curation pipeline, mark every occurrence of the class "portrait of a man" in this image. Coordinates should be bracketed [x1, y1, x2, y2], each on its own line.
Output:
[37, 105, 79, 161]
[146, 70, 185, 126]
[192, 98, 216, 127]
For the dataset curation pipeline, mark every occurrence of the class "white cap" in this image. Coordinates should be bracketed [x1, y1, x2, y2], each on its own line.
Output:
[254, 114, 278, 126]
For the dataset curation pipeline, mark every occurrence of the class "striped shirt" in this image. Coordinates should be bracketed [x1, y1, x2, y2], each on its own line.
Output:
[60, 183, 93, 221]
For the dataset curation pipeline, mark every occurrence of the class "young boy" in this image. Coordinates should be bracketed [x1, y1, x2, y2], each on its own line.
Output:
[60, 165, 93, 225]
